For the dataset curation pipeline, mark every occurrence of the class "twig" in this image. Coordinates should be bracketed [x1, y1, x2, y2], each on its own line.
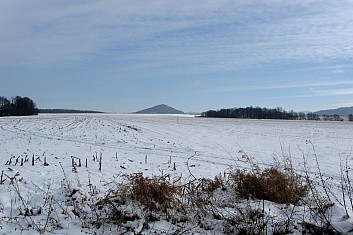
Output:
[186, 152, 198, 181]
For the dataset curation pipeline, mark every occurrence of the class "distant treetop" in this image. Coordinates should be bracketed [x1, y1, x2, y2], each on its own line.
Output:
[38, 109, 103, 114]
[0, 96, 38, 117]
[201, 106, 319, 121]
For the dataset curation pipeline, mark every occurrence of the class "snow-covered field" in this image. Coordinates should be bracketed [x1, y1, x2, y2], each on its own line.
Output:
[0, 114, 353, 234]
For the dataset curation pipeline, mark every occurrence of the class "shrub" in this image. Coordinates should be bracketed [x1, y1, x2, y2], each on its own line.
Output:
[231, 166, 308, 204]
[199, 175, 225, 194]
[122, 173, 180, 212]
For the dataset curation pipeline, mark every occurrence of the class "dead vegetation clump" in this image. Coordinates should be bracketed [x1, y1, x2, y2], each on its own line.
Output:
[199, 175, 226, 193]
[224, 205, 267, 235]
[231, 166, 308, 204]
[122, 173, 180, 212]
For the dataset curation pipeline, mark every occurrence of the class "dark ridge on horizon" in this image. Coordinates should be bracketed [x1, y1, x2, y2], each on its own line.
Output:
[314, 106, 353, 116]
[135, 104, 184, 114]
[39, 109, 104, 114]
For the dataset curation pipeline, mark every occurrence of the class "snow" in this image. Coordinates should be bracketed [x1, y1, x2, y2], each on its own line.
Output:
[0, 114, 353, 234]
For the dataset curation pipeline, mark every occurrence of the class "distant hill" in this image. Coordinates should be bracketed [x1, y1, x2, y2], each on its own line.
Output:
[39, 109, 104, 114]
[135, 104, 184, 114]
[315, 106, 353, 116]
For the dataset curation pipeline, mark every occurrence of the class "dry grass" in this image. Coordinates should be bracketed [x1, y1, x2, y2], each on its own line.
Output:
[199, 175, 225, 193]
[231, 166, 308, 204]
[224, 204, 267, 235]
[122, 173, 180, 212]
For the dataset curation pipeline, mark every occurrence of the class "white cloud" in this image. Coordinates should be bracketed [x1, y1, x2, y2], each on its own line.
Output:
[194, 80, 353, 94]
[1, 0, 353, 72]
[311, 88, 353, 96]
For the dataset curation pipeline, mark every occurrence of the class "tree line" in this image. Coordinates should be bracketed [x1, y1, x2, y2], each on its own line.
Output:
[0, 96, 38, 117]
[201, 106, 320, 120]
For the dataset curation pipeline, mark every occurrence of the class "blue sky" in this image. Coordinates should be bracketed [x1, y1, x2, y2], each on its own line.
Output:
[1, 0, 353, 113]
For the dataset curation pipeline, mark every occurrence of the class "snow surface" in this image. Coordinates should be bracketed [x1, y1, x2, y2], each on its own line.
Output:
[0, 114, 353, 234]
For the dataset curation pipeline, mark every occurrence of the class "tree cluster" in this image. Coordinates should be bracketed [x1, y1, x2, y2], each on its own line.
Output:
[348, 114, 353, 122]
[201, 106, 319, 120]
[0, 96, 38, 117]
[321, 114, 344, 121]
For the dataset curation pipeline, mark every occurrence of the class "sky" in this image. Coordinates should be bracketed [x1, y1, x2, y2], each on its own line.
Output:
[1, 0, 353, 113]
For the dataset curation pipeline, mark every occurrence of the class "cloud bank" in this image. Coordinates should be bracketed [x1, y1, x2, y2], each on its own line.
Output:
[1, 0, 353, 71]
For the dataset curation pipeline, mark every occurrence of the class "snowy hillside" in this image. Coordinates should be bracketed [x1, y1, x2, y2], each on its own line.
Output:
[0, 114, 353, 234]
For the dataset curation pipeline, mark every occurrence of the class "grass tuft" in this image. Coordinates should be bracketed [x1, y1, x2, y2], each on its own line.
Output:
[231, 166, 308, 204]
[122, 173, 180, 212]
